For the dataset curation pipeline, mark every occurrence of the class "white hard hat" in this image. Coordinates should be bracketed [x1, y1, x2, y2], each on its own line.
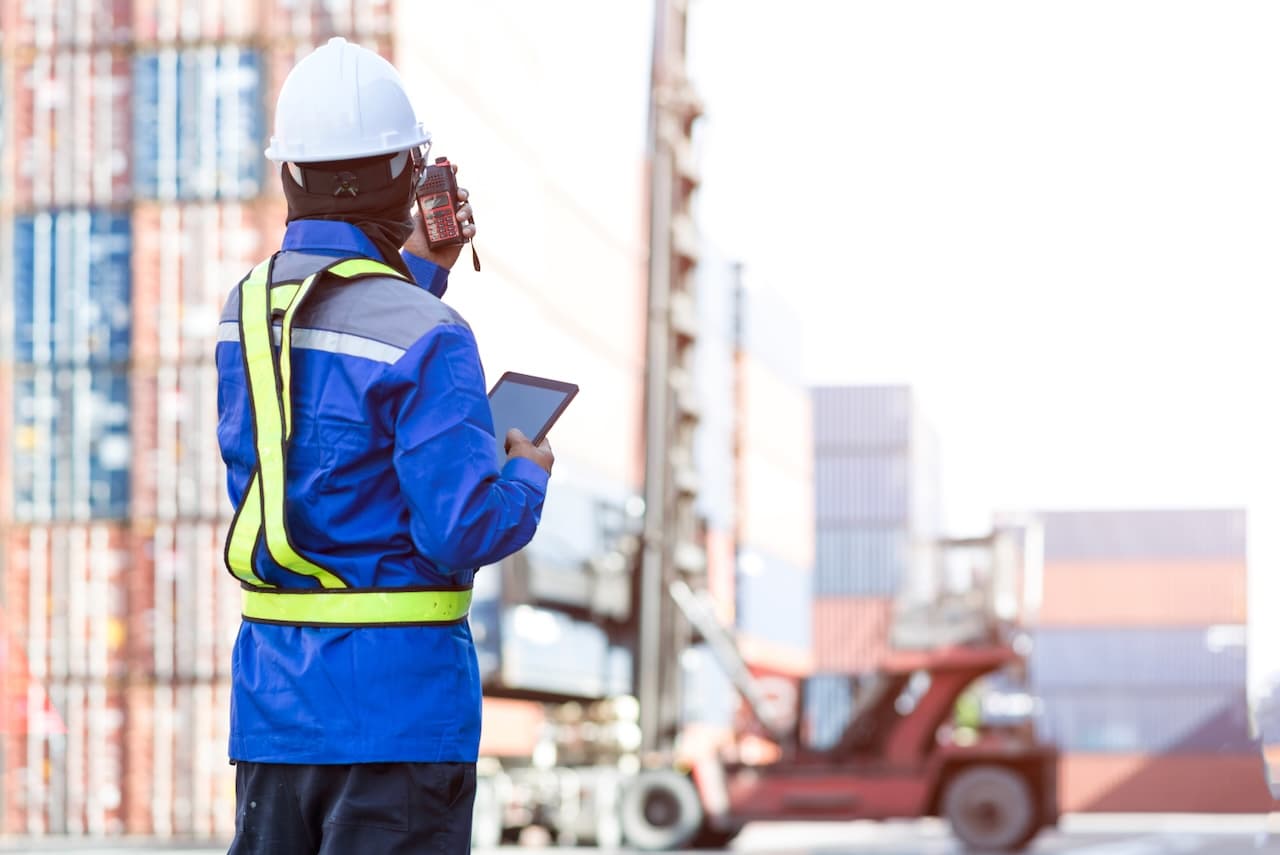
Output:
[265, 37, 431, 163]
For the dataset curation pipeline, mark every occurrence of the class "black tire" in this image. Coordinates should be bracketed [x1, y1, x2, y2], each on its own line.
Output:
[691, 823, 742, 849]
[943, 765, 1037, 852]
[619, 770, 705, 851]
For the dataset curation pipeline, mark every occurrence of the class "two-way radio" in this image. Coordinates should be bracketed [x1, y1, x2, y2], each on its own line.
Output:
[415, 155, 481, 272]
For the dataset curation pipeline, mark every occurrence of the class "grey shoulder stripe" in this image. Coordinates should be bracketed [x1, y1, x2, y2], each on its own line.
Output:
[291, 328, 406, 364]
[215, 321, 406, 365]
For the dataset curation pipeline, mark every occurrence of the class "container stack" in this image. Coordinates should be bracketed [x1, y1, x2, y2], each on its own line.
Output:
[810, 386, 940, 676]
[1030, 508, 1270, 812]
[0, 0, 395, 839]
[2, 1, 135, 834]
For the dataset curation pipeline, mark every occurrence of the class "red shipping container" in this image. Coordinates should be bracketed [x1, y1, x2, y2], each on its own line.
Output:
[812, 595, 894, 674]
[259, 0, 394, 46]
[2, 524, 131, 684]
[2, 680, 125, 836]
[124, 680, 234, 838]
[5, 0, 132, 47]
[1060, 752, 1273, 813]
[1037, 559, 1247, 627]
[130, 366, 230, 524]
[11, 49, 131, 209]
[131, 200, 287, 366]
[132, 0, 257, 44]
[128, 523, 239, 683]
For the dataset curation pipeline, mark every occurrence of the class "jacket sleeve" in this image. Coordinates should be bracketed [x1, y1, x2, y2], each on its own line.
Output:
[388, 323, 549, 574]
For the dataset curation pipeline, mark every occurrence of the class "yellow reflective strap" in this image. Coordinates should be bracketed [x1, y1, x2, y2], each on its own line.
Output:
[242, 586, 473, 627]
[224, 260, 274, 587]
[225, 473, 272, 586]
[270, 283, 301, 313]
[239, 258, 346, 590]
[278, 271, 322, 438]
[326, 258, 406, 280]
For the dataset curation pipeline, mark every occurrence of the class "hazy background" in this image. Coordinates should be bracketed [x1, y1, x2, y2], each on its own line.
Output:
[686, 0, 1280, 688]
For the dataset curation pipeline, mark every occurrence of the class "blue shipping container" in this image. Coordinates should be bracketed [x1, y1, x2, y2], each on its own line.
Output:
[1036, 687, 1256, 754]
[814, 525, 908, 596]
[12, 212, 131, 365]
[814, 450, 910, 525]
[1030, 626, 1247, 690]
[134, 47, 264, 201]
[812, 386, 913, 452]
[1041, 509, 1246, 562]
[13, 366, 130, 521]
[736, 550, 812, 650]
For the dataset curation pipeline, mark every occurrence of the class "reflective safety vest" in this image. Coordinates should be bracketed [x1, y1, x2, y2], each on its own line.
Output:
[223, 253, 473, 627]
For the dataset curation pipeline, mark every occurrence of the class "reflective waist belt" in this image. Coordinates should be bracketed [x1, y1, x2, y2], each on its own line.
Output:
[224, 253, 471, 627]
[241, 584, 474, 627]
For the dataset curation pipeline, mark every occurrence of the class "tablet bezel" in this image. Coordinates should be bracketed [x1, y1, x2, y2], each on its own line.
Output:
[488, 371, 579, 446]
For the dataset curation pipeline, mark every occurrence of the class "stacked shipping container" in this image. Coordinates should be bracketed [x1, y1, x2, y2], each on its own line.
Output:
[810, 386, 940, 676]
[0, 0, 395, 839]
[1029, 509, 1270, 811]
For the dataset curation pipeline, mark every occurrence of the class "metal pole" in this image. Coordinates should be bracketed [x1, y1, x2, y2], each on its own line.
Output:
[638, 0, 673, 757]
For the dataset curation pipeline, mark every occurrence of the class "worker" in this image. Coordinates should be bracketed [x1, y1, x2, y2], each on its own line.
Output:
[216, 38, 554, 853]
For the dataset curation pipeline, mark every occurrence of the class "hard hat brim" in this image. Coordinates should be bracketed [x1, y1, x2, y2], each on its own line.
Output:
[264, 127, 432, 164]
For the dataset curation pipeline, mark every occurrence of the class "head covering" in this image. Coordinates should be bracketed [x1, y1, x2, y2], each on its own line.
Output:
[281, 154, 416, 278]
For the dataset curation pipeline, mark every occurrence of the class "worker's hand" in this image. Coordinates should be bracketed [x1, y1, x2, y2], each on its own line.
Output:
[403, 164, 476, 270]
[505, 429, 554, 475]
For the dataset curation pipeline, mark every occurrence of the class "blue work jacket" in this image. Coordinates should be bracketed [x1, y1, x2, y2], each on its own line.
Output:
[215, 219, 548, 763]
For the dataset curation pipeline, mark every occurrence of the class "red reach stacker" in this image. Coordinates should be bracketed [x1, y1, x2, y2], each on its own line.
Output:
[612, 582, 1059, 851]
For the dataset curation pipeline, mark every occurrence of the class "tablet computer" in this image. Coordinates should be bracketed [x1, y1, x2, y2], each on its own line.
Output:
[488, 371, 578, 464]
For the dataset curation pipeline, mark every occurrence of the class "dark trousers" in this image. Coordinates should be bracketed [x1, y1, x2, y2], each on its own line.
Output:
[228, 761, 476, 855]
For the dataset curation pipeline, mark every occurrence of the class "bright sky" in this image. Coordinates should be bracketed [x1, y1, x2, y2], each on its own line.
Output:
[685, 2, 1280, 685]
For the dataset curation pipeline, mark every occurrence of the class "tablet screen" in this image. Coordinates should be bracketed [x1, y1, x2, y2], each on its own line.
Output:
[488, 372, 578, 464]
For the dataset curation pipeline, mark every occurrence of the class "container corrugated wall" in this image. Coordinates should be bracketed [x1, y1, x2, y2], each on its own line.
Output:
[812, 596, 893, 674]
[0, 1, 395, 838]
[1058, 754, 1273, 813]
[811, 386, 941, 673]
[1030, 508, 1256, 813]
[1031, 626, 1246, 689]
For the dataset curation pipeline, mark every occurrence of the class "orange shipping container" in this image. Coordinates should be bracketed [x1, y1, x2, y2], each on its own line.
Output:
[812, 596, 894, 674]
[1060, 752, 1273, 813]
[1038, 560, 1247, 626]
